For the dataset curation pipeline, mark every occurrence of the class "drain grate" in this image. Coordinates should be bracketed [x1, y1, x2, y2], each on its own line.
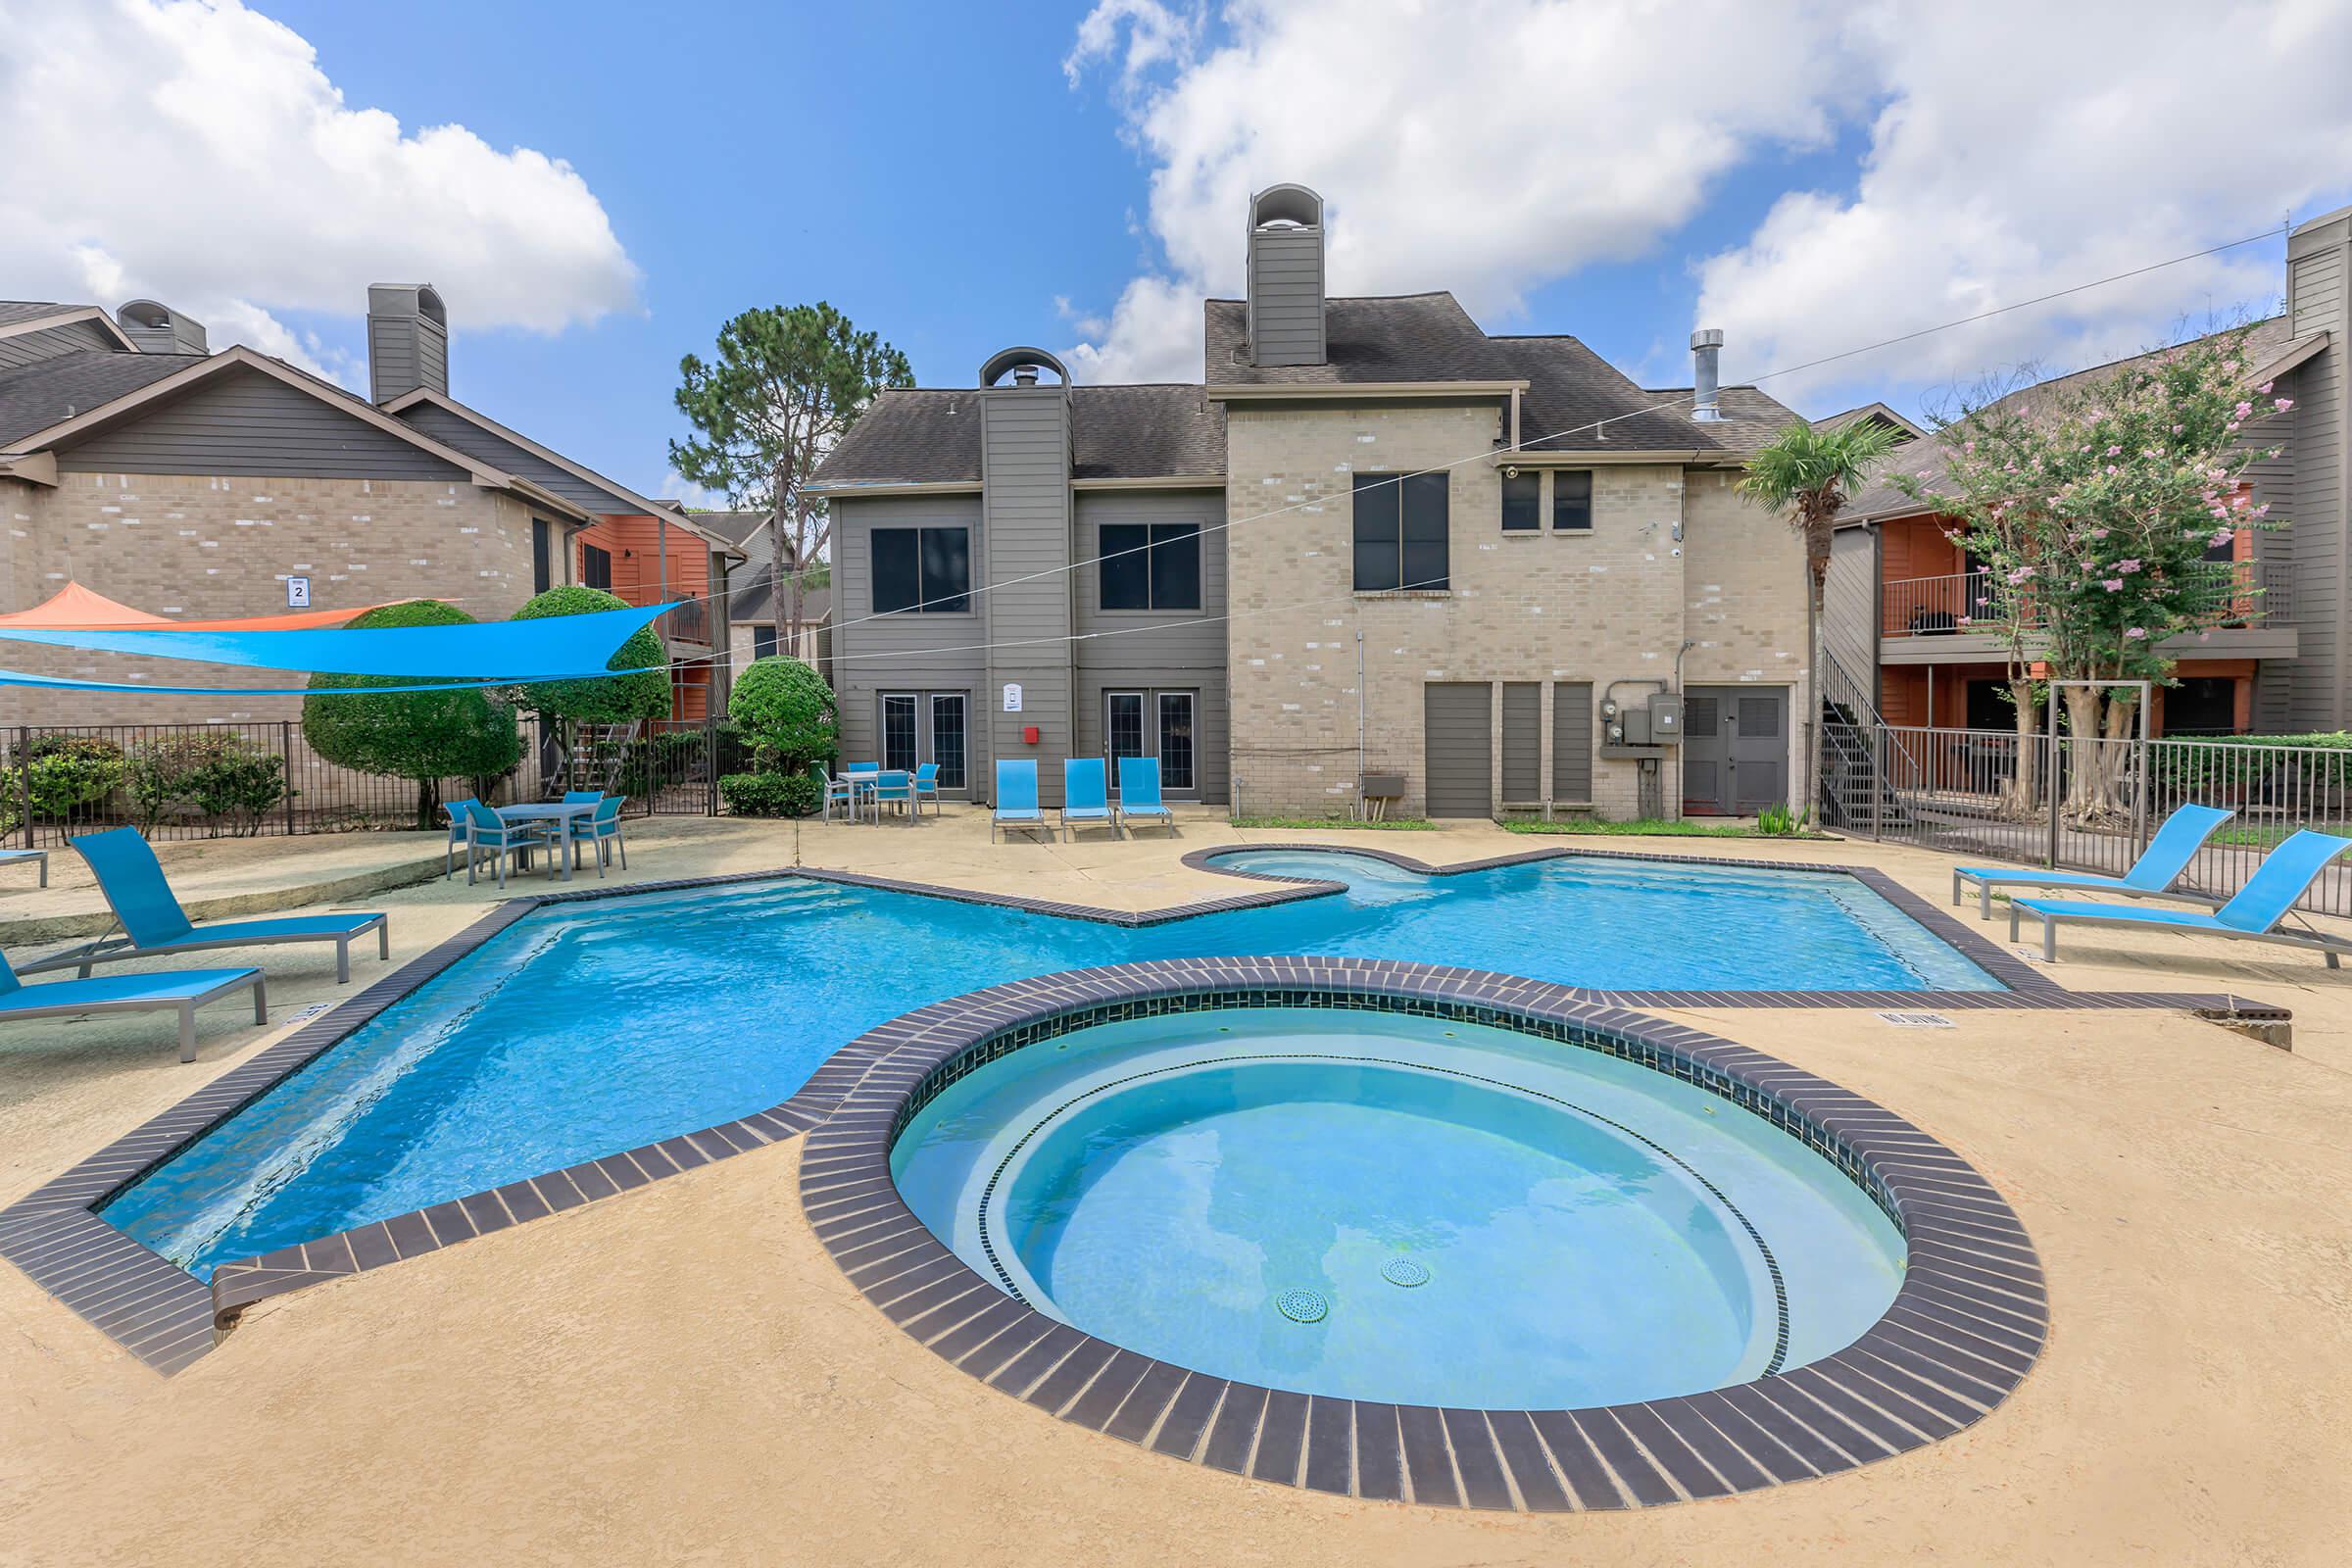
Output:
[1275, 1289, 1329, 1323]
[1380, 1257, 1430, 1288]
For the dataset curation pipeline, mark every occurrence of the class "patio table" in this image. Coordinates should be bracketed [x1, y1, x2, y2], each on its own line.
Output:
[845, 769, 918, 824]
[0, 848, 46, 888]
[493, 802, 602, 881]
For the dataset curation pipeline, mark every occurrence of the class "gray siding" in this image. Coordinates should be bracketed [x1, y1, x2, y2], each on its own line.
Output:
[1499, 681, 1541, 802]
[1423, 682, 1493, 817]
[398, 402, 642, 515]
[1552, 681, 1593, 801]
[2245, 404, 2299, 731]
[1822, 525, 1878, 692]
[1072, 488, 1230, 801]
[980, 386, 1074, 805]
[52, 365, 466, 480]
[0, 318, 118, 370]
[368, 311, 448, 405]
[1246, 226, 1326, 367]
[2285, 215, 2347, 729]
[829, 492, 989, 790]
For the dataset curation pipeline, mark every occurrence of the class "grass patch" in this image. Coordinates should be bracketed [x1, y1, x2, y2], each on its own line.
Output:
[1502, 816, 1833, 840]
[1229, 815, 1442, 831]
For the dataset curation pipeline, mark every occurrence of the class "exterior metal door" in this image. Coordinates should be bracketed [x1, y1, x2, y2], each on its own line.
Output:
[1685, 686, 1788, 815]
[1423, 683, 1494, 817]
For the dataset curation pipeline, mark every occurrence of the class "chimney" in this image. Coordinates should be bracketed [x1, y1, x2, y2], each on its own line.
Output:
[116, 299, 208, 355]
[367, 283, 450, 405]
[1245, 183, 1327, 367]
[1690, 328, 1725, 422]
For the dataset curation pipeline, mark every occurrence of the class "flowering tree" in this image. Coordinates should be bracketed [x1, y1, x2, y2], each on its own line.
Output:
[1901, 325, 2289, 820]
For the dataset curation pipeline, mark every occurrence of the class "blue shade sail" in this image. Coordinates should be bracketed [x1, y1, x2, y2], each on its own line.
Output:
[0, 602, 672, 679]
[0, 666, 661, 696]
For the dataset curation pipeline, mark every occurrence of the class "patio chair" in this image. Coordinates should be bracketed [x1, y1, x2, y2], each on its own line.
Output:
[1061, 759, 1115, 841]
[872, 769, 916, 823]
[2009, 828, 2352, 967]
[563, 790, 604, 806]
[24, 828, 390, 985]
[818, 767, 860, 824]
[912, 762, 941, 818]
[1116, 756, 1176, 835]
[566, 794, 628, 876]
[464, 801, 557, 891]
[440, 798, 475, 879]
[0, 945, 265, 1064]
[1952, 804, 2234, 920]
[993, 760, 1052, 843]
[0, 847, 48, 888]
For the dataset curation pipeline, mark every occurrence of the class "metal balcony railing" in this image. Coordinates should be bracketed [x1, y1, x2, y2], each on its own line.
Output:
[1882, 561, 2283, 638]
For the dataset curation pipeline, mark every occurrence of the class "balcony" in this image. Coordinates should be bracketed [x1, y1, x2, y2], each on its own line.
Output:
[1883, 561, 2286, 640]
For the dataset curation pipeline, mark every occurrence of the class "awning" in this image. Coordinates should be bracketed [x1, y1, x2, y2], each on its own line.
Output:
[0, 581, 385, 630]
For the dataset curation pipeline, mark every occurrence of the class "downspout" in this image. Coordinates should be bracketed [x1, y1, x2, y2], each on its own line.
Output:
[1674, 639, 1696, 822]
[1355, 629, 1367, 818]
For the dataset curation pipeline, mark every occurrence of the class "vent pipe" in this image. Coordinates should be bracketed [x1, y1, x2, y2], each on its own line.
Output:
[116, 300, 208, 356]
[1690, 328, 1725, 422]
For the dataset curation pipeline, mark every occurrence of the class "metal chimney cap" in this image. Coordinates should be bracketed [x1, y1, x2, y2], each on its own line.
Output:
[1690, 327, 1725, 351]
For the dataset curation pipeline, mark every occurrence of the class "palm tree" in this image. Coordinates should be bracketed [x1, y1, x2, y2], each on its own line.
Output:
[1737, 417, 1901, 812]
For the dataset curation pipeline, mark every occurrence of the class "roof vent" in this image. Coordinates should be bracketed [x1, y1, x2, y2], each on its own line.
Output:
[978, 347, 1069, 390]
[116, 299, 208, 356]
[1690, 328, 1726, 422]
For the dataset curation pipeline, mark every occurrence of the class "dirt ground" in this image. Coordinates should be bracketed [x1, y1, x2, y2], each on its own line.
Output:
[2, 811, 2347, 1566]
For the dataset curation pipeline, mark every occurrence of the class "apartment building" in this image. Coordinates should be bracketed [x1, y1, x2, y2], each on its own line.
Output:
[1826, 204, 2351, 738]
[813, 184, 1810, 817]
[0, 285, 739, 723]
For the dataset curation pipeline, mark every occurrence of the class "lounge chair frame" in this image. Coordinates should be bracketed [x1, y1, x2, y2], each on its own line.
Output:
[1, 966, 266, 1063]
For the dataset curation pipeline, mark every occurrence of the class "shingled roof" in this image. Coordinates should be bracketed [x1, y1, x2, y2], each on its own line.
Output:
[0, 349, 204, 446]
[812, 383, 1224, 488]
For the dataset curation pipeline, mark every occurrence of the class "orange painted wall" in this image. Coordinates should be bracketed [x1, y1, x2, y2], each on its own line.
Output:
[575, 514, 710, 606]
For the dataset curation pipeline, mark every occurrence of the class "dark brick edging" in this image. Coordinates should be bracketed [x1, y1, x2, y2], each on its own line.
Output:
[799, 956, 2051, 1510]
[0, 845, 2284, 1375]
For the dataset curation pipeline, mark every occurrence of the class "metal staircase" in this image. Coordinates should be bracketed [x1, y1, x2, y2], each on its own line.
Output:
[1816, 650, 1916, 835]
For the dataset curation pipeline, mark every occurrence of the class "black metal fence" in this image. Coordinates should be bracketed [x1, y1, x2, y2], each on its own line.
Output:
[4, 717, 745, 847]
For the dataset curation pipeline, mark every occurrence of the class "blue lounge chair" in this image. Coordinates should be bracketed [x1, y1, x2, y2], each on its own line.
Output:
[440, 798, 475, 879]
[2010, 828, 2352, 966]
[1, 946, 265, 1064]
[1061, 759, 1115, 840]
[1953, 804, 2234, 919]
[25, 828, 389, 984]
[1117, 756, 1175, 834]
[993, 760, 1051, 843]
[566, 794, 628, 875]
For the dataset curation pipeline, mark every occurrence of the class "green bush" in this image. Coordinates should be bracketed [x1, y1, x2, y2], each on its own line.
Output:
[1757, 803, 1813, 836]
[2150, 731, 2352, 795]
[304, 600, 525, 828]
[719, 770, 820, 818]
[125, 732, 289, 834]
[20, 737, 125, 820]
[514, 585, 672, 724]
[727, 657, 838, 771]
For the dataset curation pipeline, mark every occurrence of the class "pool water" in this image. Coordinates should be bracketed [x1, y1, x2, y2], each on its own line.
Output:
[102, 850, 1990, 1277]
[893, 1008, 1906, 1408]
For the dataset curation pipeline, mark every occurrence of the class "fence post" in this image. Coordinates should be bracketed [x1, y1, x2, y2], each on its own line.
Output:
[2044, 685, 2062, 869]
[14, 727, 28, 849]
[279, 721, 298, 835]
[706, 713, 719, 817]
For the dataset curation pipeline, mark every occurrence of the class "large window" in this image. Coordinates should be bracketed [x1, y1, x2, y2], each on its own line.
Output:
[1099, 522, 1202, 611]
[1352, 471, 1449, 592]
[1500, 470, 1542, 531]
[751, 624, 777, 660]
[581, 542, 612, 591]
[1551, 470, 1593, 531]
[871, 526, 970, 613]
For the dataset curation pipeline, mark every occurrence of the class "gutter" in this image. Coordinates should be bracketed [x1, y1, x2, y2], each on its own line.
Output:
[1205, 379, 1529, 402]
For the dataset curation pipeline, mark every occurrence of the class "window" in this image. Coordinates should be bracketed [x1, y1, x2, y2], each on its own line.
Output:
[531, 519, 553, 593]
[1551, 470, 1593, 531]
[930, 694, 967, 789]
[581, 543, 612, 591]
[880, 694, 918, 771]
[1501, 470, 1541, 531]
[871, 527, 970, 613]
[1099, 522, 1202, 611]
[1157, 692, 1196, 791]
[751, 624, 777, 661]
[1105, 692, 1146, 761]
[1351, 471, 1449, 592]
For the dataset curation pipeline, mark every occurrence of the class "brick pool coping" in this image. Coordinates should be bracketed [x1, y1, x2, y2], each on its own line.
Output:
[0, 845, 2286, 1376]
[801, 957, 2050, 1510]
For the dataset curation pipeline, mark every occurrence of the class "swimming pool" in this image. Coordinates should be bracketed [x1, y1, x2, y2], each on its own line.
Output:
[102, 849, 1998, 1277]
[892, 1006, 1906, 1408]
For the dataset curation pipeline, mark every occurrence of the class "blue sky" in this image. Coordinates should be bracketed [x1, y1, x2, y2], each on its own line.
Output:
[8, 2, 2347, 502]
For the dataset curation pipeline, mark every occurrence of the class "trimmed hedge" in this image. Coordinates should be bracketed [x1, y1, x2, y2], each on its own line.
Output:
[719, 770, 821, 818]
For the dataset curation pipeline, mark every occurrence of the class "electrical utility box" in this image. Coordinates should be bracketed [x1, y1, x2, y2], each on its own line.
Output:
[1647, 693, 1686, 743]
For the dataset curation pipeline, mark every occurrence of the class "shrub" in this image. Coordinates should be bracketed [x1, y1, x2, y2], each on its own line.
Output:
[727, 657, 838, 772]
[513, 585, 672, 724]
[1756, 803, 1813, 836]
[2150, 731, 2352, 798]
[719, 770, 821, 818]
[125, 732, 289, 834]
[19, 737, 126, 821]
[303, 600, 525, 829]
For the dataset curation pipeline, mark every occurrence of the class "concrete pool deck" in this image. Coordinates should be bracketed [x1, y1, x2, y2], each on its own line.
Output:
[2, 810, 2348, 1563]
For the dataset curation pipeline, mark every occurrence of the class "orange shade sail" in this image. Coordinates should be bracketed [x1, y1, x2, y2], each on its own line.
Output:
[0, 581, 389, 630]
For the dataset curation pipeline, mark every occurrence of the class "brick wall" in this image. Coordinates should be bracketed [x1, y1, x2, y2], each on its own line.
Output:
[1222, 404, 1806, 819]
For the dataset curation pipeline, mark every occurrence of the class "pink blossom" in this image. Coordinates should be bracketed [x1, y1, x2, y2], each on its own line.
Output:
[2005, 565, 2036, 585]
[2227, 421, 2241, 432]
[2210, 528, 2234, 547]
[2252, 504, 2271, 517]
[2275, 397, 2295, 413]
[2258, 381, 2274, 395]
[2125, 627, 2148, 640]
[2198, 630, 2212, 642]
[1964, 440, 1977, 454]
[2102, 578, 2126, 592]
[2081, 561, 2097, 573]
[2232, 401, 2253, 419]
[2105, 465, 2119, 475]
[2116, 559, 2142, 573]
[2106, 445, 2123, 456]
[2090, 527, 2110, 539]
[2172, 423, 2184, 434]
[2223, 360, 2240, 374]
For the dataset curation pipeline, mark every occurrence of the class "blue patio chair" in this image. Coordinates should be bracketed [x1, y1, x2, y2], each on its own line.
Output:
[0, 945, 265, 1064]
[566, 794, 628, 876]
[912, 761, 941, 818]
[23, 828, 389, 985]
[852, 761, 880, 774]
[563, 790, 604, 805]
[1953, 804, 2234, 919]
[2010, 828, 2352, 966]
[872, 769, 916, 822]
[464, 801, 556, 891]
[818, 766, 859, 824]
[993, 760, 1051, 843]
[1116, 756, 1175, 835]
[1061, 758, 1115, 841]
[440, 798, 475, 879]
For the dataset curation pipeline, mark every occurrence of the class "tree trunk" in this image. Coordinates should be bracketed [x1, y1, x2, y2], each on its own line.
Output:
[415, 777, 439, 833]
[2000, 679, 2039, 818]
[770, 512, 792, 663]
[2061, 684, 2135, 824]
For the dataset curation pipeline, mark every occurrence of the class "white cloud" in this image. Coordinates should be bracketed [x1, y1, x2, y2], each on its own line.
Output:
[0, 0, 640, 385]
[1694, 2, 2352, 409]
[1059, 0, 1849, 381]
